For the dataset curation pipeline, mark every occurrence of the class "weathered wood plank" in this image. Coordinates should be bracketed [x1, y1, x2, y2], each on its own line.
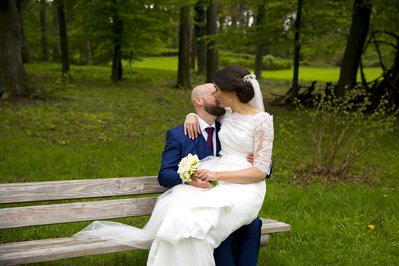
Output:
[0, 176, 167, 204]
[260, 234, 269, 246]
[0, 237, 147, 265]
[0, 197, 158, 229]
[261, 218, 291, 234]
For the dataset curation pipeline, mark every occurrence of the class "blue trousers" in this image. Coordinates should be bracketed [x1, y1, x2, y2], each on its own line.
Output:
[213, 217, 262, 266]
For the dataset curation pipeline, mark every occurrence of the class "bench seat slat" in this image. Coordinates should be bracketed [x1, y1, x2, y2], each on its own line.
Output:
[0, 197, 158, 229]
[260, 218, 291, 234]
[0, 176, 167, 204]
[0, 218, 289, 265]
[0, 237, 145, 266]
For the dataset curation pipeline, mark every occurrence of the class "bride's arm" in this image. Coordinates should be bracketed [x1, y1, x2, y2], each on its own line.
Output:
[197, 167, 266, 184]
[197, 113, 273, 184]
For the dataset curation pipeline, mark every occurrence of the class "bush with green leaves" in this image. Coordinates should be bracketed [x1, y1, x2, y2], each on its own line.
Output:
[280, 89, 398, 178]
[219, 51, 292, 71]
[47, 73, 75, 97]
[262, 55, 292, 70]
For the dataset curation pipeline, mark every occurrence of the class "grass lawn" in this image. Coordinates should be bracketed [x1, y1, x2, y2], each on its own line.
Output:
[130, 56, 383, 83]
[0, 62, 398, 265]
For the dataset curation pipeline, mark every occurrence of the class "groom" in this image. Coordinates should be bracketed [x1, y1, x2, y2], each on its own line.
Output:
[158, 83, 262, 266]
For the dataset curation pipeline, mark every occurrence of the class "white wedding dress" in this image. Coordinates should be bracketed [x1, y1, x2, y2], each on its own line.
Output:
[74, 108, 273, 266]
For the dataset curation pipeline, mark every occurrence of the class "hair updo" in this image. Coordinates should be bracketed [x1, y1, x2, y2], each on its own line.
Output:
[213, 65, 254, 103]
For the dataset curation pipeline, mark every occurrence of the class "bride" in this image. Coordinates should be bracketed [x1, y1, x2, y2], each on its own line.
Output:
[74, 65, 273, 266]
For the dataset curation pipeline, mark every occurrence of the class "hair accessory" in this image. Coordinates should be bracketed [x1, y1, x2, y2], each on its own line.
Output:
[243, 73, 256, 83]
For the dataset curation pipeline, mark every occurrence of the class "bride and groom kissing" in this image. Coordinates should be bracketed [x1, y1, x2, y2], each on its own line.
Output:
[74, 65, 274, 266]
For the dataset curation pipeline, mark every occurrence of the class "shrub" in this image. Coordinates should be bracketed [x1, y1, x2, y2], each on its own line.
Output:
[219, 51, 291, 71]
[262, 54, 274, 70]
[47, 73, 75, 97]
[280, 89, 398, 178]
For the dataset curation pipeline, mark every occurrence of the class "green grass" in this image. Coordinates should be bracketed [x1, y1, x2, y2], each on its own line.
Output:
[262, 67, 382, 83]
[129, 56, 383, 83]
[0, 62, 398, 265]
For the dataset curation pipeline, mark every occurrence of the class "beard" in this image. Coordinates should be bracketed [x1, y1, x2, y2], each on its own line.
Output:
[203, 101, 226, 116]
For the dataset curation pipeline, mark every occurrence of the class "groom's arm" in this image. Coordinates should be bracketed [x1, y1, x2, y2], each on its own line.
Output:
[158, 129, 183, 189]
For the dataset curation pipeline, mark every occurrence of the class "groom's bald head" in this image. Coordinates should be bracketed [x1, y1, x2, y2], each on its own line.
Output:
[191, 83, 214, 105]
[191, 83, 225, 120]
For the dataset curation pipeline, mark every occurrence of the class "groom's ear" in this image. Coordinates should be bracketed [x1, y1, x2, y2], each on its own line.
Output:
[194, 96, 203, 106]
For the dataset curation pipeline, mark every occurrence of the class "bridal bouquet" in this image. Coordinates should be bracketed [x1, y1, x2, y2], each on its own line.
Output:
[178, 154, 217, 186]
[178, 153, 201, 183]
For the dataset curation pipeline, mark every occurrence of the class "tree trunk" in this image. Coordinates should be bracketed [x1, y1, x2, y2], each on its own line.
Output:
[85, 40, 92, 65]
[374, 33, 399, 109]
[291, 0, 303, 100]
[336, 0, 371, 97]
[51, 1, 60, 62]
[57, 0, 69, 74]
[194, 0, 206, 75]
[17, 0, 30, 63]
[40, 0, 48, 61]
[0, 0, 35, 99]
[189, 14, 196, 71]
[206, 0, 219, 83]
[254, 4, 266, 79]
[111, 2, 123, 82]
[177, 5, 191, 89]
[111, 44, 122, 82]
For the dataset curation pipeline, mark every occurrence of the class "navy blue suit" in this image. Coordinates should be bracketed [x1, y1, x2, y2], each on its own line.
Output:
[158, 122, 262, 266]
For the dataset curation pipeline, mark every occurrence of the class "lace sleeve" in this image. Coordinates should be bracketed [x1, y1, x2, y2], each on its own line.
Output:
[253, 112, 274, 173]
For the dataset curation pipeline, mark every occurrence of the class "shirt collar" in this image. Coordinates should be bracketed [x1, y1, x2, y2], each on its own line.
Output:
[197, 115, 216, 133]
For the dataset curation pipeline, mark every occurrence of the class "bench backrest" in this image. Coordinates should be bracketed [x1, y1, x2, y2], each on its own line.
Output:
[0, 176, 168, 229]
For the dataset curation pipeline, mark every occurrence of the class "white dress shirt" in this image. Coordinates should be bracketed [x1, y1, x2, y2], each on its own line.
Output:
[197, 115, 217, 156]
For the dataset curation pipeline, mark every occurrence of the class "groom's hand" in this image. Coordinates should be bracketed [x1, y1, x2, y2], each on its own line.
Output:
[247, 153, 254, 164]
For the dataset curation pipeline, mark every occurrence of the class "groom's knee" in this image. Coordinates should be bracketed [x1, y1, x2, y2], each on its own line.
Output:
[242, 217, 262, 238]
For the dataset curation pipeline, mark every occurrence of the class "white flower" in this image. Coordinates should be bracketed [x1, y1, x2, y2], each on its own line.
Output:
[243, 73, 256, 83]
[178, 153, 201, 183]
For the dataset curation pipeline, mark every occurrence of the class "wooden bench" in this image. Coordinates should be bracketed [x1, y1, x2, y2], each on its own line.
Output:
[0, 176, 291, 265]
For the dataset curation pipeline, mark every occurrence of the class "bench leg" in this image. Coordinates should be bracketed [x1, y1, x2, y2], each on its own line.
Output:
[260, 234, 269, 246]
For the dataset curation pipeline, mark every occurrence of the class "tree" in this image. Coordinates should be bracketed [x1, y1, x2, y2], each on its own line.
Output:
[0, 0, 35, 99]
[194, 0, 206, 75]
[56, 0, 70, 74]
[254, 3, 266, 79]
[51, 2, 60, 62]
[40, 0, 49, 61]
[365, 0, 399, 109]
[73, 0, 175, 81]
[206, 0, 219, 83]
[291, 0, 303, 100]
[110, 0, 123, 82]
[85, 41, 92, 65]
[336, 0, 372, 97]
[177, 4, 191, 89]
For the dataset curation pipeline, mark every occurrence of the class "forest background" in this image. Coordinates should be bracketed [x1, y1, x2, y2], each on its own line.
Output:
[0, 0, 399, 265]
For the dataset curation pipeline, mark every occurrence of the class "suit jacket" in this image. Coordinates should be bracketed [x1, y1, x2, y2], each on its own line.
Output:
[158, 122, 221, 189]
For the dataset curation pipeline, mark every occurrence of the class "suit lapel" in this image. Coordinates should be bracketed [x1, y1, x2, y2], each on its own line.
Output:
[215, 122, 221, 156]
[193, 135, 213, 159]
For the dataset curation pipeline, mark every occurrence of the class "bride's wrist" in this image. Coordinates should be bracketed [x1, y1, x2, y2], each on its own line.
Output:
[186, 113, 197, 119]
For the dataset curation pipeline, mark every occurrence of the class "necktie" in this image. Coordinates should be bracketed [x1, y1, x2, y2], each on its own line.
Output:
[205, 127, 214, 154]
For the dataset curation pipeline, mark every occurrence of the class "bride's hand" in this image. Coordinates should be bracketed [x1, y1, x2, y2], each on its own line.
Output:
[196, 169, 218, 182]
[188, 179, 211, 188]
[184, 114, 200, 140]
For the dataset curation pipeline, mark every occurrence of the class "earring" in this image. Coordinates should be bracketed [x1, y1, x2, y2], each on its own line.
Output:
[230, 97, 232, 102]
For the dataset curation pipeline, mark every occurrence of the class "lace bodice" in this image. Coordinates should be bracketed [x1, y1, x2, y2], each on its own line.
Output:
[218, 108, 273, 173]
